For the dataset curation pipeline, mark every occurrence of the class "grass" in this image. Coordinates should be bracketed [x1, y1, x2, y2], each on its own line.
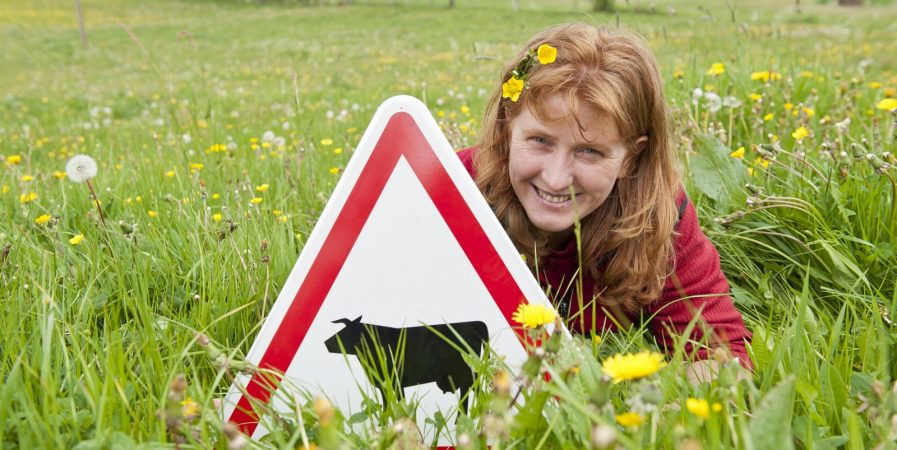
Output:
[1, 0, 897, 448]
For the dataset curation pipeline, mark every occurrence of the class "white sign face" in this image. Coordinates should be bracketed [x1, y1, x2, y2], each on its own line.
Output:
[222, 95, 556, 446]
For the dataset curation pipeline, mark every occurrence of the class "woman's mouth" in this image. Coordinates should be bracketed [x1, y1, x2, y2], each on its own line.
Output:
[532, 184, 574, 204]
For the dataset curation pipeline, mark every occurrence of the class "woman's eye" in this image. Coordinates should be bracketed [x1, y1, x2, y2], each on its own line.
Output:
[578, 147, 603, 157]
[529, 136, 549, 145]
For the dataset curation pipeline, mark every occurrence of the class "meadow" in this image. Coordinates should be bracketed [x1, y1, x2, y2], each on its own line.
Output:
[2, 0, 897, 448]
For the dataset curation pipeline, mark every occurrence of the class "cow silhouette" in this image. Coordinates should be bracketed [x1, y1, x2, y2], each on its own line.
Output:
[324, 316, 488, 411]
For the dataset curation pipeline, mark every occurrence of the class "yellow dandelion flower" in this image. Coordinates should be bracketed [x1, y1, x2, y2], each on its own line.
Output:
[729, 147, 745, 159]
[460, 105, 470, 115]
[255, 184, 270, 193]
[272, 209, 282, 216]
[706, 62, 725, 76]
[601, 351, 666, 383]
[750, 70, 781, 82]
[52, 170, 66, 179]
[211, 193, 220, 200]
[278, 215, 288, 223]
[502, 76, 524, 102]
[511, 303, 556, 329]
[876, 98, 897, 111]
[749, 93, 762, 101]
[615, 412, 644, 428]
[333, 147, 343, 155]
[20, 175, 33, 182]
[181, 397, 200, 417]
[320, 138, 334, 146]
[537, 43, 557, 65]
[869, 81, 881, 89]
[20, 192, 38, 204]
[212, 213, 222, 222]
[763, 112, 774, 121]
[784, 102, 794, 111]
[884, 87, 896, 98]
[69, 234, 84, 245]
[6, 155, 22, 165]
[165, 170, 175, 178]
[189, 163, 204, 173]
[250, 143, 259, 151]
[250, 197, 263, 204]
[437, 110, 445, 118]
[147, 210, 157, 218]
[329, 167, 340, 175]
[755, 157, 770, 168]
[686, 398, 711, 419]
[34, 214, 52, 225]
[791, 126, 809, 140]
[672, 68, 684, 79]
[1, 185, 8, 194]
[803, 107, 815, 117]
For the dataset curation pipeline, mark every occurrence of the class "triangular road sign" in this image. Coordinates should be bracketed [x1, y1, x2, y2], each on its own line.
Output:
[223, 95, 556, 446]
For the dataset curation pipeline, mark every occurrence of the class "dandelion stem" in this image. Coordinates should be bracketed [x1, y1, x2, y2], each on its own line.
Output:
[85, 179, 107, 226]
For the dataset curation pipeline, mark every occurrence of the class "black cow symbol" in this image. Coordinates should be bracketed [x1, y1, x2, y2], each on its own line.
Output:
[324, 316, 488, 411]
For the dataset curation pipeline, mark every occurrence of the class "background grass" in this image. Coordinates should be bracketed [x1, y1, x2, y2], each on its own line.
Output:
[2, 0, 897, 448]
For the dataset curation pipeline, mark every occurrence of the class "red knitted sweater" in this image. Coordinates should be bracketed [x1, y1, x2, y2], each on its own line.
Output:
[456, 147, 752, 367]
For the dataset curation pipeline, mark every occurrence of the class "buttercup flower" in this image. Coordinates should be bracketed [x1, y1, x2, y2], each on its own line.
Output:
[212, 213, 222, 223]
[615, 412, 644, 428]
[69, 234, 84, 245]
[65, 154, 97, 182]
[511, 303, 556, 328]
[502, 76, 525, 102]
[877, 98, 897, 111]
[601, 351, 667, 383]
[20, 192, 38, 204]
[250, 197, 263, 204]
[320, 138, 334, 146]
[6, 154, 22, 165]
[537, 43, 557, 65]
[729, 147, 745, 159]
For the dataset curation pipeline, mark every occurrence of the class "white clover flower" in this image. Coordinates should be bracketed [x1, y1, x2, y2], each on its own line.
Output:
[65, 154, 98, 182]
[723, 96, 742, 109]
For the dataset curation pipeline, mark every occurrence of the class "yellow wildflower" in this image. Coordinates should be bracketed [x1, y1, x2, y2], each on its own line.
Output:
[165, 170, 175, 178]
[333, 147, 343, 155]
[196, 119, 208, 129]
[320, 138, 334, 146]
[278, 215, 288, 223]
[601, 351, 666, 383]
[791, 126, 809, 140]
[729, 147, 745, 159]
[272, 209, 282, 216]
[6, 155, 21, 165]
[147, 210, 157, 217]
[34, 214, 52, 225]
[686, 398, 712, 419]
[1, 185, 8, 194]
[181, 397, 200, 418]
[256, 184, 270, 193]
[460, 105, 470, 115]
[750, 70, 781, 82]
[211, 193, 220, 200]
[615, 412, 644, 428]
[502, 76, 525, 102]
[749, 93, 762, 101]
[747, 167, 755, 177]
[20, 192, 38, 204]
[20, 175, 33, 182]
[592, 334, 602, 345]
[347, 127, 357, 133]
[212, 213, 222, 222]
[763, 112, 774, 121]
[802, 107, 815, 117]
[511, 303, 556, 329]
[69, 234, 84, 245]
[869, 81, 881, 89]
[884, 87, 896, 98]
[672, 68, 684, 79]
[52, 171, 66, 179]
[537, 43, 557, 65]
[250, 197, 263, 204]
[329, 167, 340, 175]
[755, 157, 770, 168]
[784, 102, 794, 111]
[706, 62, 725, 76]
[876, 98, 897, 111]
[136, 196, 142, 203]
[189, 163, 204, 173]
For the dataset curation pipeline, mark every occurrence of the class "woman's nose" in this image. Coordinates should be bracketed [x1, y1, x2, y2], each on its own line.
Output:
[540, 152, 574, 193]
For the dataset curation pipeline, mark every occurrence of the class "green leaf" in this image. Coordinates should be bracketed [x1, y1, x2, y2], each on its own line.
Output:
[749, 378, 796, 450]
[514, 390, 550, 431]
[688, 134, 741, 205]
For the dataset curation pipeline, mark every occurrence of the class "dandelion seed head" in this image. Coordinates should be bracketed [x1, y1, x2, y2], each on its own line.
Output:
[65, 154, 98, 182]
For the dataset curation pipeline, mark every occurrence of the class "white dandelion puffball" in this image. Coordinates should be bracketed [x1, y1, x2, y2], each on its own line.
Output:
[66, 154, 98, 182]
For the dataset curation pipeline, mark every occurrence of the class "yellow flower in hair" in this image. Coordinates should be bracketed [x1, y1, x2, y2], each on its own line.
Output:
[537, 44, 557, 65]
[502, 76, 525, 102]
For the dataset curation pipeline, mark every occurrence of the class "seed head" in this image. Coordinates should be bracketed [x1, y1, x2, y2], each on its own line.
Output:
[65, 154, 98, 182]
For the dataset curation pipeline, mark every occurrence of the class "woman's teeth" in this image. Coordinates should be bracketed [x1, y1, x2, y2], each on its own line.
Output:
[535, 186, 572, 203]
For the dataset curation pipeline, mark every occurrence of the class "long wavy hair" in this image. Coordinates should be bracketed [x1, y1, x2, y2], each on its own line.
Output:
[474, 24, 680, 312]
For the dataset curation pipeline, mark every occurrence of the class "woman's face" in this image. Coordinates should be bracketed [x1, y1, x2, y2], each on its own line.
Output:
[507, 93, 635, 242]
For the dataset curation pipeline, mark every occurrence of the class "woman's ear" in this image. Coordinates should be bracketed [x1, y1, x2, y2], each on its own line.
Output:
[618, 135, 649, 178]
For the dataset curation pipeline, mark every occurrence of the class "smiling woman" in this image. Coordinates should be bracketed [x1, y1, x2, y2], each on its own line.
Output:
[458, 23, 752, 374]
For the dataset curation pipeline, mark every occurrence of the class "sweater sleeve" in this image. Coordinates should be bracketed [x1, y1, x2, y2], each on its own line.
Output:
[646, 193, 753, 369]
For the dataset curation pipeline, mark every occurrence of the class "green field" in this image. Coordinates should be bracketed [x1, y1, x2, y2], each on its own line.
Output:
[2, 0, 897, 448]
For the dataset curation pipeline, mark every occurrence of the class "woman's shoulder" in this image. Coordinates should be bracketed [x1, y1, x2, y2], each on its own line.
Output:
[456, 146, 478, 177]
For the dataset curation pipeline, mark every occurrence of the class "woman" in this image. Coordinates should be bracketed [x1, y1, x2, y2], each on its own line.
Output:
[457, 23, 752, 379]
